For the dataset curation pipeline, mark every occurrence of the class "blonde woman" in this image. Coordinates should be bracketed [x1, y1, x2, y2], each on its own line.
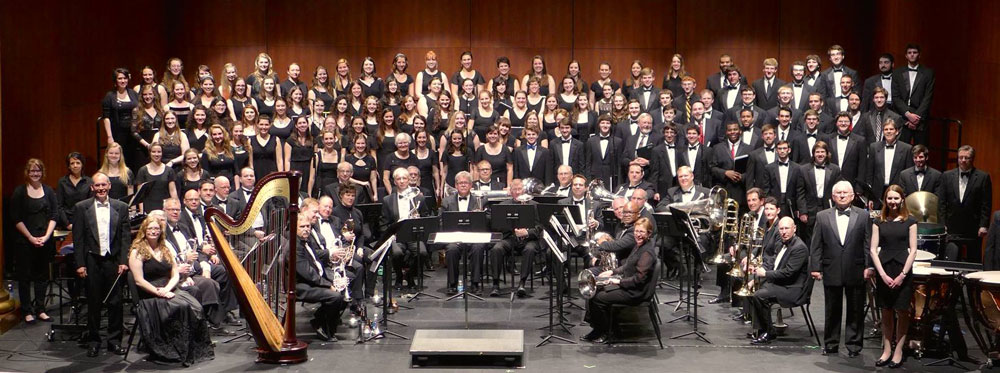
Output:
[99, 142, 134, 200]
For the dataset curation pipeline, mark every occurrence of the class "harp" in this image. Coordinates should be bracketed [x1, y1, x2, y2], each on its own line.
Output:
[204, 171, 308, 364]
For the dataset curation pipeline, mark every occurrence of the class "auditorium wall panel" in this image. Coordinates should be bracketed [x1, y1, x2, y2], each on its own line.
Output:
[469, 0, 573, 82]
[571, 0, 675, 86]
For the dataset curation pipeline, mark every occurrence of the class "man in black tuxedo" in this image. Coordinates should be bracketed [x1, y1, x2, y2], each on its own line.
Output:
[622, 113, 662, 185]
[898, 145, 943, 197]
[73, 173, 131, 357]
[804, 55, 828, 97]
[440, 171, 487, 294]
[773, 108, 809, 164]
[558, 174, 602, 264]
[551, 118, 584, 174]
[827, 112, 868, 187]
[737, 108, 763, 150]
[761, 140, 803, 218]
[820, 45, 860, 101]
[706, 54, 748, 99]
[488, 179, 540, 297]
[765, 86, 803, 130]
[211, 176, 239, 217]
[794, 111, 824, 163]
[746, 124, 778, 190]
[512, 125, 554, 185]
[711, 122, 752, 214]
[860, 53, 896, 112]
[892, 44, 936, 146]
[749, 217, 810, 344]
[651, 125, 680, 200]
[796, 141, 841, 241]
[292, 213, 348, 342]
[672, 76, 700, 123]
[752, 58, 786, 110]
[158, 200, 225, 325]
[810, 180, 872, 357]
[941, 145, 992, 263]
[546, 165, 574, 197]
[651, 91, 677, 129]
[473, 159, 506, 191]
[788, 61, 817, 113]
[629, 68, 660, 113]
[329, 185, 374, 297]
[684, 101, 722, 148]
[716, 66, 745, 113]
[680, 125, 713, 188]
[618, 164, 656, 207]
[585, 115, 625, 189]
[323, 162, 372, 206]
[856, 87, 902, 147]
[724, 86, 766, 129]
[381, 168, 432, 289]
[807, 93, 836, 134]
[699, 89, 725, 125]
[655, 167, 711, 276]
[614, 100, 642, 141]
[825, 76, 856, 114]
[865, 120, 913, 209]
[228, 167, 255, 218]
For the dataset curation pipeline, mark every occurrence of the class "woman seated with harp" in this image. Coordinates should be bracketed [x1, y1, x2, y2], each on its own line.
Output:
[129, 216, 214, 366]
[580, 217, 656, 344]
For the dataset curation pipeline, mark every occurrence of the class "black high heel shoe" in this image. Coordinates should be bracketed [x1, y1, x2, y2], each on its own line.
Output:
[887, 359, 903, 369]
[874, 358, 890, 367]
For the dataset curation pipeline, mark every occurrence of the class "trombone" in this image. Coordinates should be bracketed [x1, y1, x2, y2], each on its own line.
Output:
[734, 220, 769, 297]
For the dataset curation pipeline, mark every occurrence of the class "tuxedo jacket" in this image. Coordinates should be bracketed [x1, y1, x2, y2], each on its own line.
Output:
[179, 205, 207, 242]
[891, 65, 935, 129]
[682, 116, 724, 148]
[294, 237, 333, 288]
[760, 235, 811, 306]
[650, 142, 680, 197]
[865, 141, 914, 206]
[762, 160, 804, 216]
[809, 206, 872, 287]
[746, 146, 777, 190]
[819, 65, 860, 100]
[765, 106, 804, 131]
[650, 105, 680, 130]
[622, 131, 664, 169]
[814, 110, 837, 135]
[855, 108, 901, 146]
[331, 204, 369, 249]
[211, 195, 242, 219]
[860, 74, 894, 113]
[473, 179, 505, 191]
[671, 93, 700, 122]
[723, 104, 767, 129]
[706, 72, 748, 101]
[512, 144, 554, 186]
[715, 84, 746, 112]
[796, 163, 841, 218]
[678, 144, 713, 188]
[658, 185, 710, 207]
[613, 117, 639, 141]
[738, 126, 764, 150]
[322, 181, 373, 207]
[616, 181, 656, 206]
[789, 82, 817, 113]
[629, 86, 661, 113]
[227, 188, 253, 219]
[549, 137, 585, 175]
[557, 196, 603, 233]
[440, 193, 484, 213]
[898, 166, 943, 197]
[380, 191, 432, 231]
[940, 168, 993, 235]
[789, 130, 823, 165]
[826, 133, 868, 185]
[710, 140, 753, 209]
[72, 197, 131, 268]
[752, 77, 787, 109]
[804, 72, 829, 98]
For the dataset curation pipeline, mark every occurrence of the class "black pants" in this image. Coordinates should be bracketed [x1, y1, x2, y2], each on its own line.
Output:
[750, 284, 779, 335]
[446, 243, 486, 286]
[84, 254, 124, 348]
[583, 285, 635, 334]
[490, 238, 538, 286]
[16, 243, 53, 315]
[823, 284, 866, 352]
[899, 125, 929, 147]
[208, 264, 237, 314]
[391, 242, 426, 285]
[295, 283, 346, 333]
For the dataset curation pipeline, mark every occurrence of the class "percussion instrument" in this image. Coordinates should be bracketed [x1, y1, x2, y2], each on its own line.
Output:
[917, 223, 947, 257]
[964, 271, 1000, 359]
[908, 265, 957, 357]
[914, 249, 936, 262]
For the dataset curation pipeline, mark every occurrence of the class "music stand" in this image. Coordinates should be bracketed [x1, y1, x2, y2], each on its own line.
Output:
[440, 211, 489, 303]
[651, 212, 683, 300]
[397, 216, 441, 301]
[667, 206, 712, 344]
[490, 203, 539, 299]
[125, 181, 153, 213]
[536, 229, 576, 347]
[366, 232, 408, 341]
[356, 203, 382, 236]
[532, 195, 564, 205]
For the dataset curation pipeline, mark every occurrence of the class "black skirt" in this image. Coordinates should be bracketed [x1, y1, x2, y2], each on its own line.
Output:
[874, 261, 914, 311]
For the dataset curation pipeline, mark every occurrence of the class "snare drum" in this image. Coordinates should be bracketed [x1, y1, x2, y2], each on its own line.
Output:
[917, 223, 947, 257]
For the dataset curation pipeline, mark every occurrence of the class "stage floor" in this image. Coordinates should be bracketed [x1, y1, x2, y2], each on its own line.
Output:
[0, 266, 987, 372]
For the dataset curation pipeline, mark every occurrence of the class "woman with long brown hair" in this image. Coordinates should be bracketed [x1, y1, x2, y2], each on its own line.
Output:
[388, 53, 415, 97]
[134, 142, 178, 212]
[311, 129, 342, 197]
[333, 58, 352, 97]
[218, 63, 239, 100]
[160, 58, 190, 95]
[184, 105, 210, 152]
[102, 68, 139, 163]
[226, 78, 251, 122]
[134, 65, 169, 107]
[152, 111, 190, 169]
[308, 65, 335, 109]
[521, 55, 556, 97]
[450, 51, 485, 99]
[283, 116, 316, 191]
[201, 124, 236, 188]
[131, 84, 164, 168]
[662, 54, 687, 97]
[165, 80, 194, 127]
[176, 148, 206, 195]
[245, 52, 278, 97]
[870, 184, 918, 368]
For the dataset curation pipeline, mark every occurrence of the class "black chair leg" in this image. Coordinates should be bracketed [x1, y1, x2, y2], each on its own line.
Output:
[803, 305, 821, 346]
[124, 309, 140, 361]
[648, 303, 663, 349]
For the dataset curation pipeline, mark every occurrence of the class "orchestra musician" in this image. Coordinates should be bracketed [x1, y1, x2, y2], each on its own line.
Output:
[558, 174, 601, 263]
[580, 217, 657, 344]
[748, 216, 810, 345]
[157, 200, 225, 328]
[381, 167, 432, 290]
[488, 179, 540, 298]
[441, 171, 487, 295]
[293, 213, 348, 342]
[940, 145, 992, 263]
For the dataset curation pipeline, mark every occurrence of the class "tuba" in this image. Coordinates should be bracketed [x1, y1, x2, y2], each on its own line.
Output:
[578, 270, 622, 299]
[521, 177, 546, 195]
[588, 179, 617, 203]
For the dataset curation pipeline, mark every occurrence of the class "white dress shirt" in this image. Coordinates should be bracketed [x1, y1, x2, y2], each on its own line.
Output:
[773, 244, 788, 271]
[687, 145, 700, 172]
[559, 137, 571, 166]
[397, 194, 411, 219]
[457, 194, 470, 211]
[95, 199, 111, 256]
[836, 208, 850, 245]
[959, 171, 969, 203]
[815, 166, 826, 198]
[883, 143, 896, 185]
[778, 159, 790, 193]
[908, 65, 919, 96]
[526, 144, 537, 171]
[599, 136, 609, 158]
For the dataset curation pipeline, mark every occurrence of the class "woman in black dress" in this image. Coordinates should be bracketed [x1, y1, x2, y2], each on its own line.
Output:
[193, 76, 218, 109]
[399, 95, 419, 127]
[473, 125, 512, 186]
[55, 152, 91, 229]
[345, 135, 378, 201]
[487, 56, 520, 93]
[450, 51, 485, 99]
[209, 98, 232, 129]
[12, 158, 59, 323]
[541, 95, 561, 138]
[283, 116, 315, 191]
[308, 65, 335, 110]
[525, 77, 545, 114]
[439, 111, 479, 155]
[331, 95, 352, 132]
[229, 122, 253, 172]
[358, 57, 385, 99]
[219, 63, 239, 102]
[427, 90, 453, 137]
[595, 82, 616, 116]
[254, 76, 279, 119]
[381, 79, 403, 118]
[662, 54, 687, 98]
[128, 217, 214, 366]
[621, 60, 643, 101]
[286, 85, 310, 120]
[98, 143, 133, 201]
[251, 115, 283, 181]
[521, 55, 555, 97]
[412, 129, 439, 196]
[343, 116, 368, 151]
[134, 65, 169, 108]
[870, 185, 918, 368]
[471, 90, 498, 143]
[135, 143, 178, 213]
[131, 84, 164, 167]
[334, 58, 352, 97]
[491, 77, 513, 116]
[152, 111, 189, 171]
[570, 95, 597, 141]
[312, 129, 341, 197]
[102, 68, 140, 170]
[176, 149, 206, 196]
[418, 76, 444, 119]
[439, 130, 471, 189]
[507, 90, 530, 128]
[380, 132, 416, 191]
[375, 108, 399, 166]
[164, 81, 194, 129]
[227, 78, 252, 122]
[269, 98, 293, 141]
[410, 115, 435, 149]
[590, 62, 620, 109]
[415, 50, 450, 97]
[455, 78, 478, 116]
[347, 82, 364, 117]
[184, 105, 210, 152]
[201, 124, 236, 189]
[556, 75, 581, 112]
[389, 53, 415, 97]
[497, 117, 516, 150]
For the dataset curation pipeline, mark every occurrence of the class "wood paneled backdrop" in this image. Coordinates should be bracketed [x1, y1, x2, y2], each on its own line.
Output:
[1, 0, 996, 211]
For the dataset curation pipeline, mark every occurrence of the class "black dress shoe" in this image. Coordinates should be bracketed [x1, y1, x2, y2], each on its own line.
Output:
[592, 334, 610, 344]
[579, 330, 602, 342]
[108, 344, 126, 355]
[847, 350, 860, 358]
[516, 286, 527, 298]
[887, 359, 902, 368]
[489, 286, 501, 297]
[224, 314, 242, 326]
[310, 319, 332, 341]
[86, 346, 100, 357]
[821, 348, 838, 356]
[875, 358, 890, 367]
[731, 313, 746, 321]
[708, 297, 730, 304]
[446, 287, 458, 295]
[750, 333, 775, 345]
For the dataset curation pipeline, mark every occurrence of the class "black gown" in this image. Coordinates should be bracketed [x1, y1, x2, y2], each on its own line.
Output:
[269, 122, 294, 141]
[442, 150, 471, 187]
[134, 256, 214, 365]
[135, 165, 176, 213]
[413, 149, 437, 191]
[471, 106, 499, 143]
[287, 140, 314, 190]
[313, 152, 340, 197]
[108, 171, 132, 201]
[251, 135, 281, 181]
[201, 152, 236, 188]
[10, 184, 58, 315]
[185, 128, 208, 153]
[875, 217, 917, 310]
[132, 110, 162, 166]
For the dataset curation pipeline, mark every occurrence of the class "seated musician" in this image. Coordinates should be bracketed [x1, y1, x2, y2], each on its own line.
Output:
[441, 171, 487, 295]
[489, 179, 540, 298]
[548, 165, 573, 197]
[474, 159, 505, 191]
[558, 174, 600, 264]
[293, 213, 349, 342]
[580, 217, 657, 344]
[655, 166, 710, 278]
[154, 202, 224, 327]
[381, 167, 431, 290]
[322, 162, 373, 206]
[407, 165, 437, 212]
[179, 189, 240, 327]
[747, 216, 810, 345]
[329, 184, 374, 297]
[128, 216, 214, 365]
[593, 200, 642, 265]
[617, 164, 655, 207]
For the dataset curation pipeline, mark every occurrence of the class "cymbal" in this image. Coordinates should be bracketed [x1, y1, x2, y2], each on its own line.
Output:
[53, 230, 71, 238]
[906, 191, 939, 223]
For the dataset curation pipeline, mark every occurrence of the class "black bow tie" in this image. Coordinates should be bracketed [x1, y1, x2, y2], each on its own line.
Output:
[667, 144, 675, 149]
[838, 134, 850, 140]
[961, 171, 971, 178]
[833, 67, 844, 73]
[806, 132, 817, 138]
[688, 146, 698, 150]
[908, 67, 918, 72]
[743, 105, 753, 111]
[778, 162, 789, 167]
[627, 185, 637, 190]
[914, 169, 925, 175]
[725, 84, 738, 90]
[573, 199, 584, 205]
[839, 96, 849, 100]
[560, 138, 572, 144]
[881, 75, 892, 80]
[836, 208, 850, 216]
[458, 196, 468, 201]
[764, 147, 774, 152]
[814, 164, 825, 169]
[630, 119, 638, 124]
[793, 83, 803, 88]
[642, 87, 652, 92]
[681, 189, 693, 194]
[558, 186, 570, 191]
[885, 143, 895, 149]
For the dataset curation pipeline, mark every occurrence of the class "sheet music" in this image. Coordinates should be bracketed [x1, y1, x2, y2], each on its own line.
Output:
[433, 231, 494, 243]
[542, 230, 566, 263]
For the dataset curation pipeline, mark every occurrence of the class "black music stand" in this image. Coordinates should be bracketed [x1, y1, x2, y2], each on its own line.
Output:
[490, 203, 539, 300]
[356, 203, 382, 236]
[667, 206, 712, 344]
[537, 229, 575, 347]
[440, 211, 490, 303]
[397, 216, 441, 301]
[125, 182, 152, 211]
[652, 213, 685, 308]
[367, 231, 408, 341]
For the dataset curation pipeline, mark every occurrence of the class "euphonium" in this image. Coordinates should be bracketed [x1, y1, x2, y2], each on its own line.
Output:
[734, 221, 767, 297]
[578, 270, 622, 299]
[330, 238, 352, 302]
[727, 213, 757, 278]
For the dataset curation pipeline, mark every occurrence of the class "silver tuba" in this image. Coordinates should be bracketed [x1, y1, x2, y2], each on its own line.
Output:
[521, 177, 546, 195]
[588, 179, 618, 203]
[578, 270, 621, 299]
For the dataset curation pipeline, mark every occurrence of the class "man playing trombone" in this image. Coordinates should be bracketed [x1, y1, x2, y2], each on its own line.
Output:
[747, 216, 810, 345]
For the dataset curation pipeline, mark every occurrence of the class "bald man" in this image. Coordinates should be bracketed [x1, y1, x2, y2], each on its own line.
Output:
[748, 217, 810, 345]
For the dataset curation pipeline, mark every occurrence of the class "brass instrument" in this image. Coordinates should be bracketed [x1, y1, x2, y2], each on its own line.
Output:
[400, 187, 423, 218]
[330, 219, 358, 302]
[578, 270, 622, 299]
[727, 213, 757, 278]
[734, 220, 769, 297]
[521, 177, 546, 195]
[587, 179, 617, 203]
